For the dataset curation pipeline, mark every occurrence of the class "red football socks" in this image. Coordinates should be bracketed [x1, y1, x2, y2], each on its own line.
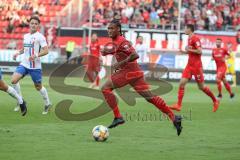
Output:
[177, 86, 185, 106]
[102, 88, 122, 118]
[224, 82, 232, 95]
[95, 76, 100, 86]
[217, 81, 222, 95]
[203, 86, 217, 102]
[149, 96, 175, 122]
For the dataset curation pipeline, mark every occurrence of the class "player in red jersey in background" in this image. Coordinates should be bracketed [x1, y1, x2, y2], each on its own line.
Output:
[170, 24, 219, 112]
[86, 33, 101, 88]
[101, 19, 182, 136]
[212, 38, 235, 99]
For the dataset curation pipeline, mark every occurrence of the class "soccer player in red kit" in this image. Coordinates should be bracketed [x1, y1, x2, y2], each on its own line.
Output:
[170, 24, 219, 112]
[101, 19, 182, 136]
[86, 33, 101, 88]
[212, 38, 234, 99]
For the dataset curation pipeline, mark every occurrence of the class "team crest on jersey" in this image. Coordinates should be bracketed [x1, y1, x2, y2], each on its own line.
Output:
[124, 44, 130, 49]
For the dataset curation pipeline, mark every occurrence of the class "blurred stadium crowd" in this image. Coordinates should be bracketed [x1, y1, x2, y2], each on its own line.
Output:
[92, 0, 240, 30]
[0, 0, 239, 49]
[0, 0, 67, 48]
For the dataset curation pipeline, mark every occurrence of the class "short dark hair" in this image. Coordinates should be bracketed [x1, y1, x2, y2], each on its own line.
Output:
[216, 38, 222, 41]
[29, 16, 40, 24]
[186, 24, 195, 32]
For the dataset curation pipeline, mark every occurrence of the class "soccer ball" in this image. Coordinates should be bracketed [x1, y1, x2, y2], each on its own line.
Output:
[92, 125, 109, 142]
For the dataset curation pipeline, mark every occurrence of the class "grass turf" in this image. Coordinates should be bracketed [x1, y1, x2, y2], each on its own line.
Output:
[0, 75, 239, 160]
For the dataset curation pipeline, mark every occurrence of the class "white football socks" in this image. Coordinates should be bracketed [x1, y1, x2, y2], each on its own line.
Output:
[12, 82, 22, 96]
[39, 86, 51, 106]
[7, 86, 23, 104]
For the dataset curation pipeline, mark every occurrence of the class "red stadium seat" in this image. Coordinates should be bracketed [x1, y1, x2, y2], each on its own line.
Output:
[18, 10, 24, 16]
[17, 40, 23, 47]
[0, 10, 8, 16]
[22, 28, 29, 33]
[48, 11, 56, 17]
[54, 6, 62, 11]
[15, 27, 21, 33]
[0, 21, 8, 27]
[11, 34, 22, 39]
[3, 39, 10, 45]
[21, 10, 32, 16]
[6, 33, 14, 39]
[2, 33, 7, 39]
[45, 5, 51, 11]
[41, 16, 51, 23]
[12, 34, 18, 39]
[60, 0, 68, 5]
[16, 34, 23, 39]
[42, 0, 52, 5]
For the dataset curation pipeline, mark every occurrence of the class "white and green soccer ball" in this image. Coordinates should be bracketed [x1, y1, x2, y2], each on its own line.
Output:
[92, 125, 109, 142]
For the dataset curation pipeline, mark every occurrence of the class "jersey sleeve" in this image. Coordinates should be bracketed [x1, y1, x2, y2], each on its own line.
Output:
[118, 40, 135, 56]
[224, 49, 230, 56]
[39, 34, 48, 47]
[194, 37, 201, 49]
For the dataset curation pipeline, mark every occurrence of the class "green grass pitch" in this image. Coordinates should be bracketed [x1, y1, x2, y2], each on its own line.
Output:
[0, 75, 239, 160]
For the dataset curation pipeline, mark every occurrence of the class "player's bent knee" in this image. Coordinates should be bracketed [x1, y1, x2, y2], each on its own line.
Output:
[35, 85, 42, 91]
[101, 86, 106, 92]
[0, 85, 4, 90]
[102, 88, 112, 94]
[179, 83, 186, 88]
[0, 82, 7, 91]
[216, 79, 221, 83]
[198, 86, 204, 90]
[179, 81, 187, 87]
[11, 78, 18, 84]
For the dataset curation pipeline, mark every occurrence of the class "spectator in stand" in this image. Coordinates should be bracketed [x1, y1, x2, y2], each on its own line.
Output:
[150, 7, 160, 28]
[6, 20, 15, 33]
[121, 3, 134, 20]
[52, 0, 60, 5]
[142, 8, 150, 23]
[207, 10, 217, 31]
[19, 15, 29, 27]
[196, 16, 205, 30]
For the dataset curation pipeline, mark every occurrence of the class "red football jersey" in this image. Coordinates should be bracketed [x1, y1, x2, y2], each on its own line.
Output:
[212, 48, 229, 69]
[187, 35, 202, 68]
[110, 35, 140, 70]
[90, 41, 100, 57]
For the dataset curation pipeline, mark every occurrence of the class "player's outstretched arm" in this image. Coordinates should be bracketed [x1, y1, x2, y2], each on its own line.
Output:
[187, 47, 202, 54]
[179, 48, 188, 54]
[38, 46, 49, 57]
[225, 54, 231, 61]
[13, 48, 24, 60]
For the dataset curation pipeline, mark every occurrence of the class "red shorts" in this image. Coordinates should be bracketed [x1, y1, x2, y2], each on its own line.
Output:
[111, 69, 149, 91]
[182, 66, 204, 83]
[216, 66, 227, 80]
[87, 56, 100, 72]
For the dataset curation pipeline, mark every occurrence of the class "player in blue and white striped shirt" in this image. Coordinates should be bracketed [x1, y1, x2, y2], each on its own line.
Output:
[11, 16, 51, 115]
